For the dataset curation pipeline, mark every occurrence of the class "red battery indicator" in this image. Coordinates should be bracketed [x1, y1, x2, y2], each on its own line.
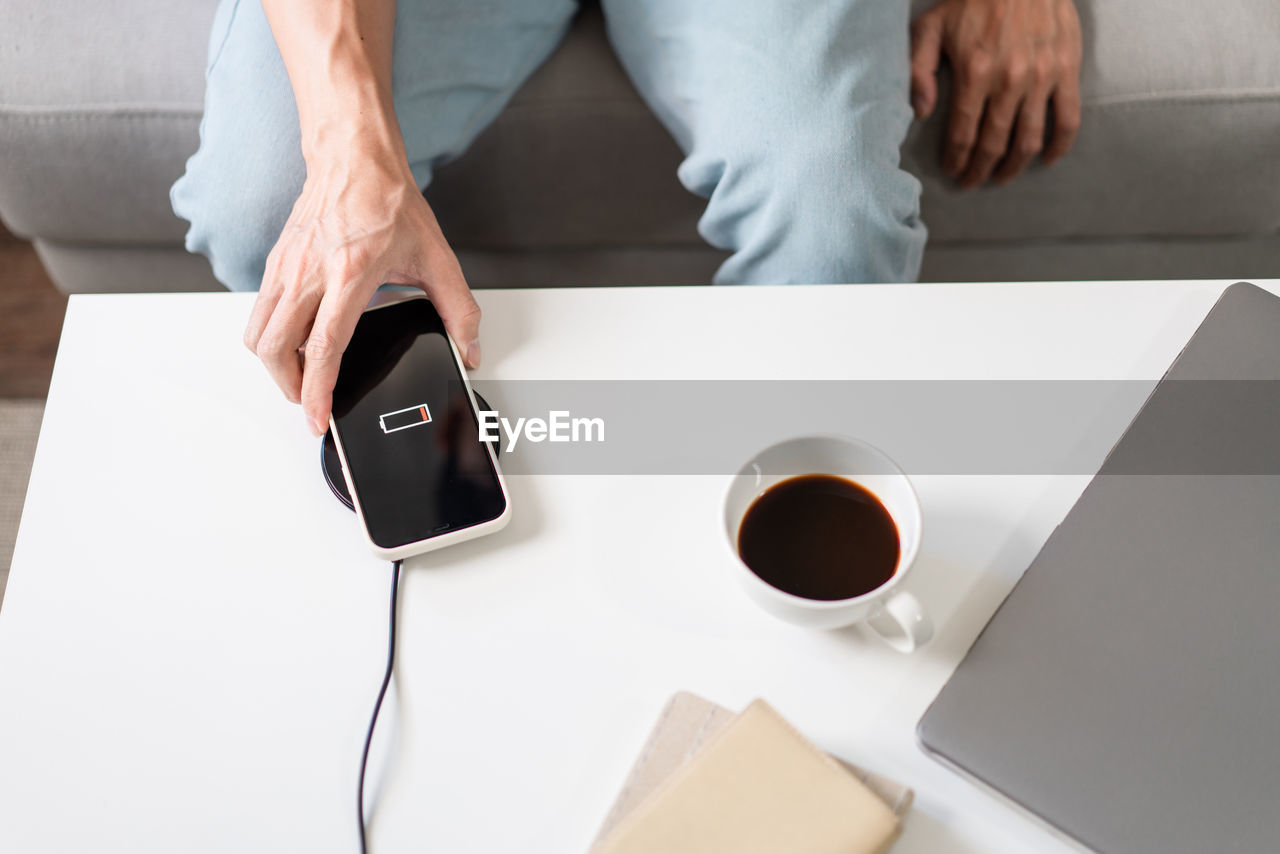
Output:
[379, 403, 432, 434]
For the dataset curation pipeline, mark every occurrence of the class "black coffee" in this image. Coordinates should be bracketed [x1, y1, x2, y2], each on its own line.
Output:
[737, 474, 899, 601]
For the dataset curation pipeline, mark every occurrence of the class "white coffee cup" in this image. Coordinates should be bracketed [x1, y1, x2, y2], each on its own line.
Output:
[722, 435, 932, 652]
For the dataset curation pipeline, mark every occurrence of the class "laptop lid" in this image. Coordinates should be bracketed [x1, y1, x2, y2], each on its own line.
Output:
[918, 283, 1280, 854]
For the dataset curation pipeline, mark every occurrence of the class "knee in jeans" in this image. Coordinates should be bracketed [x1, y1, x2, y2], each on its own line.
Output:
[799, 135, 920, 236]
[171, 148, 301, 293]
[766, 135, 925, 283]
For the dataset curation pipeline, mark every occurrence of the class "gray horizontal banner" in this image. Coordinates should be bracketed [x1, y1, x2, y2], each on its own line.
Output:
[465, 380, 1280, 475]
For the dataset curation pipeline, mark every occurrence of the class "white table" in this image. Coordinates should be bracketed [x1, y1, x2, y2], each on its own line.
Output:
[2, 280, 1272, 853]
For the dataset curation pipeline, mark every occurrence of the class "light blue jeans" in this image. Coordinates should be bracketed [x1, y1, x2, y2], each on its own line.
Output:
[171, 0, 925, 290]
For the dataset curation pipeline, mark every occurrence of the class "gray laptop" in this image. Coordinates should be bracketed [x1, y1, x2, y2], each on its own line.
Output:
[918, 283, 1280, 854]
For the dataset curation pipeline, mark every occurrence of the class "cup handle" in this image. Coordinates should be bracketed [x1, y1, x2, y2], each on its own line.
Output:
[866, 590, 933, 653]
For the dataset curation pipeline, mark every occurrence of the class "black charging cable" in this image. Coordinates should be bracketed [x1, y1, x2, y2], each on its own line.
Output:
[358, 559, 402, 854]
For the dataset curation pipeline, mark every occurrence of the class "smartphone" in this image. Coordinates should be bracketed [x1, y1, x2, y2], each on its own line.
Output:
[328, 295, 510, 560]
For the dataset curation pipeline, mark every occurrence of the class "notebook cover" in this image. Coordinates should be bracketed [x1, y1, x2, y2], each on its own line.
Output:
[592, 692, 911, 850]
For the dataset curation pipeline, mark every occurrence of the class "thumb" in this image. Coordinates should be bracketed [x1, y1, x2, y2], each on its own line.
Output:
[910, 10, 944, 119]
[422, 256, 483, 370]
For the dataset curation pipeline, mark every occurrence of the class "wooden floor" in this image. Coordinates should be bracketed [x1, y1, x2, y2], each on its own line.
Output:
[0, 222, 66, 399]
[0, 222, 63, 600]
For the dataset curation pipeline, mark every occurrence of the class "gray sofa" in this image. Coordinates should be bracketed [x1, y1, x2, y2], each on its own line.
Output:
[1, 1, 1277, 294]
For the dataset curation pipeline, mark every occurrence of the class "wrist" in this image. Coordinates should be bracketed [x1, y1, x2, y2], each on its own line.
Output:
[300, 137, 420, 214]
[294, 60, 406, 172]
[262, 0, 404, 172]
[302, 109, 409, 173]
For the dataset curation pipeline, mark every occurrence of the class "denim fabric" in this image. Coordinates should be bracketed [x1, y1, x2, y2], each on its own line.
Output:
[171, 0, 924, 291]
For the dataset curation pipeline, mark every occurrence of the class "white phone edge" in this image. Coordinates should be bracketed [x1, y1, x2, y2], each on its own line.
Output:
[327, 294, 511, 562]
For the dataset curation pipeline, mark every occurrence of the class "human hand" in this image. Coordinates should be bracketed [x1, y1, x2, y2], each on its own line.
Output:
[910, 0, 1082, 187]
[243, 145, 481, 437]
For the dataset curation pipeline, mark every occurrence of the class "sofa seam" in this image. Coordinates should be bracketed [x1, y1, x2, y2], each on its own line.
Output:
[924, 231, 1280, 249]
[452, 243, 721, 253]
[4, 93, 1277, 121]
[453, 233, 1280, 251]
[0, 107, 202, 120]
[1084, 88, 1280, 109]
[33, 237, 203, 251]
[29, 234, 1280, 252]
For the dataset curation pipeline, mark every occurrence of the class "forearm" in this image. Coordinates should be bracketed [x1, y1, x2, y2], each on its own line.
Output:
[246, 0, 481, 436]
[262, 0, 406, 169]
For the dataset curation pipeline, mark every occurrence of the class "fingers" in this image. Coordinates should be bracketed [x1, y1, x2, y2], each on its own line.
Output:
[421, 253, 483, 370]
[993, 85, 1044, 185]
[247, 173, 482, 437]
[243, 244, 287, 354]
[300, 281, 369, 435]
[294, 251, 478, 437]
[249, 230, 324, 406]
[942, 50, 994, 178]
[910, 10, 945, 119]
[935, 0, 1083, 187]
[959, 85, 1024, 188]
[1044, 76, 1081, 165]
[1045, 0, 1083, 165]
[254, 283, 322, 406]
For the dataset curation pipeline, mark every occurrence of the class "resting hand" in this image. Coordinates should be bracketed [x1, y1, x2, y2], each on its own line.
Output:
[910, 0, 1083, 187]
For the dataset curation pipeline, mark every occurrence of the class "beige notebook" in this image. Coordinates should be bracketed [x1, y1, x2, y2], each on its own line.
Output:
[591, 693, 911, 853]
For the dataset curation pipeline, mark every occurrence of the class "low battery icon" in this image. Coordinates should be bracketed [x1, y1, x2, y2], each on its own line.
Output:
[379, 403, 432, 434]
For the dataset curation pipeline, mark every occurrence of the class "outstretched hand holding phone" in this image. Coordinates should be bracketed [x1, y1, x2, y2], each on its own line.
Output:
[241, 0, 482, 437]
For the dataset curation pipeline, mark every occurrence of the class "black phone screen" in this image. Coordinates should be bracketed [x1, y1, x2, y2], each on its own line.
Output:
[331, 297, 506, 550]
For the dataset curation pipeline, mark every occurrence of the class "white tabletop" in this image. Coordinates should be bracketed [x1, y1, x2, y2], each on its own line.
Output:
[1, 280, 1273, 853]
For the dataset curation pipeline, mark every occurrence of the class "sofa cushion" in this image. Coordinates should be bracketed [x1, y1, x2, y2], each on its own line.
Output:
[426, 3, 702, 251]
[0, 0, 215, 243]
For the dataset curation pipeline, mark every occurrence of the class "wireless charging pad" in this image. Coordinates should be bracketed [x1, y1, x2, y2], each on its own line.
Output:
[321, 391, 497, 511]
